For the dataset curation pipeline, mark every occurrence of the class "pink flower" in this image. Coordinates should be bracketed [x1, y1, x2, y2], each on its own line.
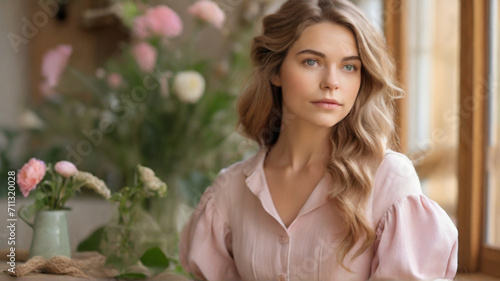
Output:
[39, 81, 56, 98]
[18, 158, 46, 197]
[132, 5, 183, 39]
[41, 45, 73, 89]
[107, 73, 123, 89]
[133, 16, 150, 40]
[132, 42, 157, 72]
[54, 161, 78, 178]
[188, 1, 226, 29]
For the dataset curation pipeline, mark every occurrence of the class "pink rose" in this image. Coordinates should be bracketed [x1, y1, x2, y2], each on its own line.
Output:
[40, 45, 73, 96]
[132, 42, 157, 72]
[188, 1, 226, 29]
[133, 5, 183, 39]
[54, 161, 78, 178]
[107, 73, 123, 89]
[18, 158, 46, 197]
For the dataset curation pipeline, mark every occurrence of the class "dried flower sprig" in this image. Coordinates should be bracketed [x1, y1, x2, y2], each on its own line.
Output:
[73, 171, 112, 199]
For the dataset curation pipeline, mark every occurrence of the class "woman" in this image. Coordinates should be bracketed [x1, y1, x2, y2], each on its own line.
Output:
[179, 0, 458, 280]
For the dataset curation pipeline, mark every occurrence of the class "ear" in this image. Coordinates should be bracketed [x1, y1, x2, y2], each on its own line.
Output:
[270, 74, 281, 87]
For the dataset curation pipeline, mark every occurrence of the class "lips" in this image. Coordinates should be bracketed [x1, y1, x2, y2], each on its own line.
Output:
[311, 98, 342, 109]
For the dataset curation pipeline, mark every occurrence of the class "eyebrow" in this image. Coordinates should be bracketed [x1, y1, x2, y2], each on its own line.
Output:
[296, 49, 361, 62]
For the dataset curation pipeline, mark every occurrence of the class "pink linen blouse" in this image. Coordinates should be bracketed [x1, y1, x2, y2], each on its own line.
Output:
[179, 148, 458, 281]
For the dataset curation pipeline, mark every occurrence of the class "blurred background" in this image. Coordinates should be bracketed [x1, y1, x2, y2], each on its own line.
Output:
[0, 0, 498, 278]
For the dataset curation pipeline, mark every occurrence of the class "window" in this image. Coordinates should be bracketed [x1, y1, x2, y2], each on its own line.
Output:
[384, 0, 500, 276]
[405, 0, 460, 224]
[486, 0, 500, 250]
[480, 0, 500, 276]
[351, 0, 384, 31]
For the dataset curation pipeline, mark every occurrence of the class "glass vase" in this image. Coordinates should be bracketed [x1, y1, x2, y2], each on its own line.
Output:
[100, 206, 167, 273]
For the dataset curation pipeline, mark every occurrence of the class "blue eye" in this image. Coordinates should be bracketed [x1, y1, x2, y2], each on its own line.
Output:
[305, 59, 317, 66]
[343, 65, 356, 71]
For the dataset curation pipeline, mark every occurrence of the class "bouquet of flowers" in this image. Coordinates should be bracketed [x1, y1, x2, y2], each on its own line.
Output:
[18, 158, 111, 216]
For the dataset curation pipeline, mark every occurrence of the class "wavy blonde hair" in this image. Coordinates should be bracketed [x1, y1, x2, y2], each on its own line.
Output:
[237, 0, 403, 270]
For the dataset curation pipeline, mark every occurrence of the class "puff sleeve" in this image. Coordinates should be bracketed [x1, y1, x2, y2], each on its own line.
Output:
[370, 194, 458, 280]
[179, 185, 240, 280]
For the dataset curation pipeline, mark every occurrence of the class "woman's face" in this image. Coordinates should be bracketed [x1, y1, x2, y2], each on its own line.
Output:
[272, 22, 362, 129]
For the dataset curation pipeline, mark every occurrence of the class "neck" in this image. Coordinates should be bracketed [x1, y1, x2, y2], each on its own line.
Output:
[266, 117, 331, 171]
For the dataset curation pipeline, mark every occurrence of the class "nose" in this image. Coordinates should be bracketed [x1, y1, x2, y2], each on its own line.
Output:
[320, 67, 339, 91]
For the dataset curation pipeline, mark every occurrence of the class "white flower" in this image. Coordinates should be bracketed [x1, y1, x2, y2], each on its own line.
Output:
[19, 111, 45, 130]
[173, 71, 206, 103]
[137, 165, 167, 197]
[138, 165, 156, 183]
[95, 68, 106, 79]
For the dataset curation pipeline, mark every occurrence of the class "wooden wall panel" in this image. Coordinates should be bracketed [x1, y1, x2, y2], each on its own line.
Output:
[27, 0, 128, 104]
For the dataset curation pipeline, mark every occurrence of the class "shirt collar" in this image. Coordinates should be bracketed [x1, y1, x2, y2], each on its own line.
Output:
[242, 148, 331, 229]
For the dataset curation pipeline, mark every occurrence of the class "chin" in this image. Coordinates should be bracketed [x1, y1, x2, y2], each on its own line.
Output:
[311, 119, 342, 129]
[310, 113, 347, 127]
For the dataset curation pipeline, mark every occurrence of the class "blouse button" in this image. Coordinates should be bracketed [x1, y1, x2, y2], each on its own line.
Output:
[278, 274, 287, 281]
[279, 235, 289, 244]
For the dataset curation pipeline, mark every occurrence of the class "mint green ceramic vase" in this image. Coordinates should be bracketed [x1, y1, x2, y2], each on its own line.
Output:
[28, 210, 71, 259]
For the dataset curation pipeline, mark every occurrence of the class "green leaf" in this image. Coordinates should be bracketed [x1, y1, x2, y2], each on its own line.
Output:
[139, 247, 169, 275]
[76, 226, 105, 253]
[173, 264, 191, 277]
[110, 192, 123, 202]
[114, 273, 148, 280]
[34, 190, 46, 201]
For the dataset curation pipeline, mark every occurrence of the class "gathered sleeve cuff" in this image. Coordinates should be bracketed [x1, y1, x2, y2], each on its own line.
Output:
[179, 185, 240, 281]
[370, 194, 458, 280]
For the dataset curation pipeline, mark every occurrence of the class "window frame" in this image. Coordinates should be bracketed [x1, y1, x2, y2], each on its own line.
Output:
[383, 0, 500, 277]
[383, 0, 409, 153]
[481, 0, 500, 275]
[456, 0, 489, 273]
